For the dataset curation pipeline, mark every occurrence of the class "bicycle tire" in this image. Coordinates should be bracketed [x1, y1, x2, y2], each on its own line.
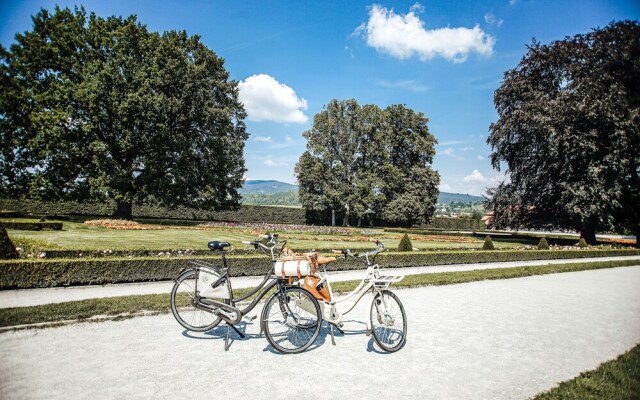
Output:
[170, 269, 222, 332]
[262, 287, 322, 354]
[370, 290, 407, 352]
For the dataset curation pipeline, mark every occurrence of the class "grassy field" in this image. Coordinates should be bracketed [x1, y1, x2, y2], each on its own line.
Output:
[5, 218, 524, 251]
[1, 258, 638, 328]
[533, 344, 640, 399]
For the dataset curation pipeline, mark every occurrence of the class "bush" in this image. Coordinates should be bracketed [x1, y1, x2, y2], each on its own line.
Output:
[1, 249, 638, 289]
[0, 198, 305, 225]
[577, 238, 588, 248]
[0, 226, 18, 259]
[417, 217, 484, 231]
[0, 220, 63, 231]
[537, 237, 550, 250]
[398, 234, 413, 252]
[482, 235, 495, 250]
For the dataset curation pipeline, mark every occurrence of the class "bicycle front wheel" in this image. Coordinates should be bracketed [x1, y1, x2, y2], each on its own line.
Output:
[170, 269, 222, 332]
[370, 290, 407, 352]
[262, 287, 322, 354]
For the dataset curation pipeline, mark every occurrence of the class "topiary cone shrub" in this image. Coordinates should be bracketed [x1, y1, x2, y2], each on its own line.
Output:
[398, 234, 414, 252]
[537, 237, 550, 250]
[0, 226, 18, 259]
[577, 238, 588, 248]
[482, 235, 495, 250]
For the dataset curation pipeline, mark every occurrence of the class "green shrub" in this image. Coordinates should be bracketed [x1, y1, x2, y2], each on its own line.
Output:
[0, 220, 63, 231]
[0, 198, 305, 224]
[398, 234, 413, 252]
[577, 238, 588, 248]
[537, 237, 550, 250]
[482, 235, 495, 250]
[1, 249, 638, 289]
[417, 217, 484, 231]
[0, 226, 18, 259]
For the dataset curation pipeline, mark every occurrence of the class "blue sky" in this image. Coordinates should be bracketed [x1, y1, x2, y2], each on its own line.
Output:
[2, 0, 639, 195]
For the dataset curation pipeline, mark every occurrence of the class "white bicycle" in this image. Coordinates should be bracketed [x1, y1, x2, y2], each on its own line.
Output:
[299, 239, 407, 352]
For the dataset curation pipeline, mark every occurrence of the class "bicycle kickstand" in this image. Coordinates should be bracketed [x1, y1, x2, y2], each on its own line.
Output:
[224, 325, 231, 351]
[329, 324, 336, 346]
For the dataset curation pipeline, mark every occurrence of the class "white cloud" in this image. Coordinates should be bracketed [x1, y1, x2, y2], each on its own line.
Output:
[509, 0, 517, 6]
[264, 158, 289, 167]
[254, 136, 272, 143]
[355, 3, 495, 63]
[484, 12, 503, 27]
[477, 155, 484, 160]
[439, 182, 452, 192]
[461, 146, 474, 152]
[463, 169, 487, 183]
[443, 147, 456, 157]
[238, 74, 308, 124]
[376, 79, 428, 93]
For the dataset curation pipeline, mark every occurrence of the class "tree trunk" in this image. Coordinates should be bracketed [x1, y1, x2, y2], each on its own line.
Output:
[331, 209, 336, 227]
[357, 216, 362, 228]
[580, 226, 597, 245]
[114, 201, 133, 220]
[343, 203, 350, 227]
[635, 224, 640, 249]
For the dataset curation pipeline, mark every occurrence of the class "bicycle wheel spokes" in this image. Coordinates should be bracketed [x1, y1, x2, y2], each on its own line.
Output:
[263, 287, 321, 354]
[171, 269, 221, 332]
[370, 290, 407, 352]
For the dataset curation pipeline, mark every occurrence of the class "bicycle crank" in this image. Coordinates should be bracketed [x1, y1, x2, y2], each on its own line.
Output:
[199, 298, 242, 324]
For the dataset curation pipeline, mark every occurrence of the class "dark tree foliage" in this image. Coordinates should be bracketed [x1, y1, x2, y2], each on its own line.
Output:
[0, 226, 18, 259]
[0, 7, 248, 219]
[295, 99, 439, 227]
[486, 21, 640, 246]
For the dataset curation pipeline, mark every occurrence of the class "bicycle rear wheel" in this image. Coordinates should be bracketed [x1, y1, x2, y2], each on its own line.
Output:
[370, 290, 407, 352]
[170, 269, 222, 332]
[262, 287, 322, 354]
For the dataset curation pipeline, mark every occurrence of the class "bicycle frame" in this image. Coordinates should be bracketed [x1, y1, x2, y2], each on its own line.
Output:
[315, 248, 404, 336]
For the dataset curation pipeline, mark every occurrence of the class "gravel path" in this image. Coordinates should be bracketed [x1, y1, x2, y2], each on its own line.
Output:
[1, 266, 639, 399]
[2, 255, 639, 309]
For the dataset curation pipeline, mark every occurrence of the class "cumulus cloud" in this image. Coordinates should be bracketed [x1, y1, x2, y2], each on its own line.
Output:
[463, 169, 487, 183]
[484, 12, 503, 27]
[439, 182, 452, 192]
[238, 74, 308, 123]
[254, 136, 272, 143]
[354, 3, 495, 63]
[443, 147, 456, 157]
[477, 155, 484, 160]
[264, 158, 289, 167]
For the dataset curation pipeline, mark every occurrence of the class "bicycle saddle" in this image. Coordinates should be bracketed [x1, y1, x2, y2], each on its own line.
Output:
[208, 241, 231, 251]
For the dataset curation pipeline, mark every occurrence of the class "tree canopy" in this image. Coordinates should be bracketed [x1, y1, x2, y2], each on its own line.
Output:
[295, 99, 439, 227]
[486, 21, 640, 245]
[0, 7, 248, 219]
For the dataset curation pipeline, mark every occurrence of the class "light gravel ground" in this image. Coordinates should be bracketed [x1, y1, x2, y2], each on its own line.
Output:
[1, 266, 639, 400]
[1, 255, 639, 308]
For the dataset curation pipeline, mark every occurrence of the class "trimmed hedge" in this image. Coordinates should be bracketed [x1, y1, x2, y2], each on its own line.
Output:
[0, 198, 306, 225]
[1, 249, 638, 289]
[417, 218, 484, 231]
[1, 220, 63, 231]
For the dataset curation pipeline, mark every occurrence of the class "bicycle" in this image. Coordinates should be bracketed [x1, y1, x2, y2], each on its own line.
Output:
[298, 239, 407, 352]
[170, 234, 323, 354]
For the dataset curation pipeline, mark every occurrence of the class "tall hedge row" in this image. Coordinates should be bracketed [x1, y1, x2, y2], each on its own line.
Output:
[1, 249, 638, 289]
[0, 221, 63, 231]
[418, 218, 484, 230]
[0, 198, 306, 224]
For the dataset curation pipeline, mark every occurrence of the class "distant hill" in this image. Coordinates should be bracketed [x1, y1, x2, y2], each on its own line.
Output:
[240, 180, 483, 206]
[240, 180, 298, 194]
[437, 192, 484, 204]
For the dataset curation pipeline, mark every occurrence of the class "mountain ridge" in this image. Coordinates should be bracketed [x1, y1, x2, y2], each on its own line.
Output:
[241, 180, 483, 204]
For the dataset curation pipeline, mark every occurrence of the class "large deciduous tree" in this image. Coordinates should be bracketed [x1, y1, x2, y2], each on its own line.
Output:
[295, 99, 439, 227]
[0, 7, 248, 219]
[486, 21, 640, 245]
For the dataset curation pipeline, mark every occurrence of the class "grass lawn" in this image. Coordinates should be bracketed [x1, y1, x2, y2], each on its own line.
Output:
[6, 218, 523, 251]
[533, 344, 640, 399]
